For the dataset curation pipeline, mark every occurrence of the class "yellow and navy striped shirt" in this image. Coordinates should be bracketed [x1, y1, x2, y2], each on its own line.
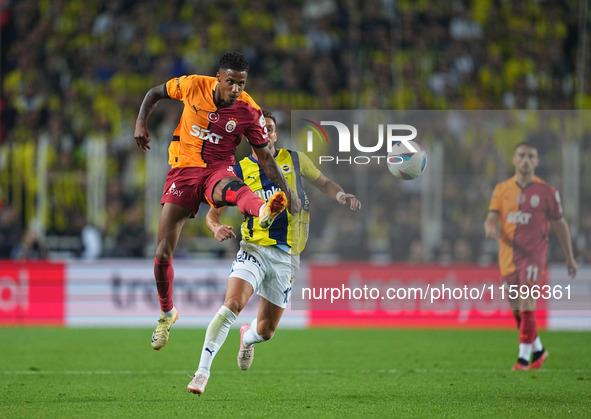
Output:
[235, 149, 321, 255]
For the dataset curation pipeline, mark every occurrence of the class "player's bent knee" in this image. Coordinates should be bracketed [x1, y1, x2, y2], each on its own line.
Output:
[223, 300, 246, 315]
[155, 247, 174, 261]
[220, 180, 248, 206]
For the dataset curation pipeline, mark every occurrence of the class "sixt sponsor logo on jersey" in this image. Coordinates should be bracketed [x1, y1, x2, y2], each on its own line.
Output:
[190, 125, 223, 144]
[507, 211, 532, 225]
[255, 186, 281, 201]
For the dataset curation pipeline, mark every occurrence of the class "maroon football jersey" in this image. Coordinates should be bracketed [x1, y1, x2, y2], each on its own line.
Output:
[165, 75, 268, 168]
[488, 176, 563, 276]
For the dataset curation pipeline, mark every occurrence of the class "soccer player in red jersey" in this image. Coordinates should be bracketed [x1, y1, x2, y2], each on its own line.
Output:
[484, 141, 577, 370]
[134, 52, 301, 351]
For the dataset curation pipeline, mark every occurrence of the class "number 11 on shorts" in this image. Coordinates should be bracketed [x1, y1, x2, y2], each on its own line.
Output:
[526, 264, 539, 282]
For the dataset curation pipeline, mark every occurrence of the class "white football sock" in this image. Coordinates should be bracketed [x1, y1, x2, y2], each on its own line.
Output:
[196, 305, 237, 377]
[532, 336, 543, 352]
[163, 309, 175, 318]
[242, 318, 266, 348]
[518, 343, 533, 362]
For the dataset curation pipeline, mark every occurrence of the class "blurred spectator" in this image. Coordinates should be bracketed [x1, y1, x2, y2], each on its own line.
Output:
[408, 239, 426, 264]
[0, 205, 22, 258]
[106, 205, 147, 258]
[452, 238, 473, 263]
[14, 219, 49, 260]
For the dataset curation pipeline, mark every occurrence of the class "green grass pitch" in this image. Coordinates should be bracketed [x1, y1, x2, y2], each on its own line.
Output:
[1, 328, 590, 418]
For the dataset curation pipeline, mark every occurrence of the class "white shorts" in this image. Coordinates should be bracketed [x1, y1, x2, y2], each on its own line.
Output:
[229, 241, 300, 309]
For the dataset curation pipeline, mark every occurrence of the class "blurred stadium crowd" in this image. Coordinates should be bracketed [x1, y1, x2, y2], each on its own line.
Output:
[1, 0, 590, 263]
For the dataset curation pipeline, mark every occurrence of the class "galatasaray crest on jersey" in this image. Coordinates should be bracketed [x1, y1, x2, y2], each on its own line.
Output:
[225, 119, 236, 132]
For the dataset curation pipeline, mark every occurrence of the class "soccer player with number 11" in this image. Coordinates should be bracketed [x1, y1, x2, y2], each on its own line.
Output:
[484, 141, 577, 371]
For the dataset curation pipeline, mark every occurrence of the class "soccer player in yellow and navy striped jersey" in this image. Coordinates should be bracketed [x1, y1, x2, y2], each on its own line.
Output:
[233, 134, 318, 255]
[191, 110, 361, 393]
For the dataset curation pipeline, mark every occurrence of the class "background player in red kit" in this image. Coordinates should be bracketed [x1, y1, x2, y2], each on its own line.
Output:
[134, 52, 300, 351]
[484, 141, 577, 371]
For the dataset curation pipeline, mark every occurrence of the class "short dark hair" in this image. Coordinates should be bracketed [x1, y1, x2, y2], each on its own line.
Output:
[218, 52, 249, 72]
[262, 109, 276, 126]
[514, 141, 537, 151]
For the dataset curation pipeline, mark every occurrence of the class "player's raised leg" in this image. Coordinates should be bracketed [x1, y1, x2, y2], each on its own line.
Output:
[188, 277, 253, 394]
[238, 296, 284, 370]
[212, 177, 264, 217]
[151, 203, 191, 350]
[211, 177, 286, 229]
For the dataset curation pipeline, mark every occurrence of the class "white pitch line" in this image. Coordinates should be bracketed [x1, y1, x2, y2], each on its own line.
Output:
[2, 368, 590, 375]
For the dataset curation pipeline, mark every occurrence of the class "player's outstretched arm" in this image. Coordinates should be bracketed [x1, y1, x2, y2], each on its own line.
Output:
[253, 146, 302, 213]
[551, 217, 578, 278]
[311, 173, 361, 211]
[134, 84, 169, 152]
[206, 206, 236, 242]
[483, 211, 500, 241]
